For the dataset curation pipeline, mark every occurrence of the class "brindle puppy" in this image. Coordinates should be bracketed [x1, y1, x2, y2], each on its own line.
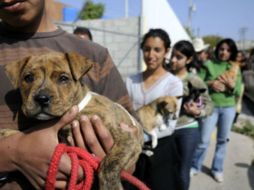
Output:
[3, 52, 143, 190]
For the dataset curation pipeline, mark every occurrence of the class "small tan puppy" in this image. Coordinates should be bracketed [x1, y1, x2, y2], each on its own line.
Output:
[136, 96, 178, 149]
[3, 52, 143, 190]
[218, 61, 239, 89]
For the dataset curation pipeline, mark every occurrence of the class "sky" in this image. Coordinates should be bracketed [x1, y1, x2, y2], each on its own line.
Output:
[58, 0, 254, 41]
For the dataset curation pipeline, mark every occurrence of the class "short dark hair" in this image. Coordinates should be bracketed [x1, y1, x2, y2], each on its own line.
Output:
[140, 28, 171, 50]
[214, 38, 238, 61]
[73, 27, 93, 41]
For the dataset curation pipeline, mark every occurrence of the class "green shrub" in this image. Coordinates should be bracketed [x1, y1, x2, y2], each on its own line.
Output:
[232, 121, 254, 140]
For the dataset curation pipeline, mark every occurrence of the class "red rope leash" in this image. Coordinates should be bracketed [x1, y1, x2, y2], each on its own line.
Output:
[45, 144, 150, 190]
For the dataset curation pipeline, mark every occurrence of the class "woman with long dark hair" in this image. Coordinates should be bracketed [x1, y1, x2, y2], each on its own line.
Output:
[191, 38, 242, 183]
[169, 40, 213, 190]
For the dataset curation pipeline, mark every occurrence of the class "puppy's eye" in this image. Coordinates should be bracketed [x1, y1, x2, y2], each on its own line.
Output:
[24, 73, 34, 83]
[58, 74, 69, 83]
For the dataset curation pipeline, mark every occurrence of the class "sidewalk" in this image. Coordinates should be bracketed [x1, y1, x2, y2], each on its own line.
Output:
[190, 132, 254, 190]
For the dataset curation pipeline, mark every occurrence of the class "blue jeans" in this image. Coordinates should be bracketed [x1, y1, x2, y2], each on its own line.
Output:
[174, 127, 199, 190]
[192, 106, 236, 174]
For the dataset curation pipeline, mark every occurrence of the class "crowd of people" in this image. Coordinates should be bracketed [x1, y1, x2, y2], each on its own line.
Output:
[0, 1, 253, 190]
[125, 28, 253, 189]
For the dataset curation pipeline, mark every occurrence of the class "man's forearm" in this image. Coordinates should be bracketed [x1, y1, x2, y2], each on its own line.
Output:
[0, 135, 18, 173]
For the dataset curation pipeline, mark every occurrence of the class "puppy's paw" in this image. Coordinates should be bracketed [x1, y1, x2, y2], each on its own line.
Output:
[142, 150, 154, 157]
[151, 138, 158, 148]
[0, 129, 19, 139]
[159, 124, 167, 131]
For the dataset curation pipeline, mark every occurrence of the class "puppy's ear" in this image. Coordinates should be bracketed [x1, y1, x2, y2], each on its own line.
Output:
[187, 81, 193, 90]
[176, 95, 183, 99]
[157, 101, 167, 114]
[65, 52, 94, 80]
[199, 88, 207, 93]
[4, 56, 31, 88]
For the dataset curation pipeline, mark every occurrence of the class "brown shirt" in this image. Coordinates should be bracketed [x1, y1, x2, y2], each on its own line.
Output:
[0, 26, 133, 130]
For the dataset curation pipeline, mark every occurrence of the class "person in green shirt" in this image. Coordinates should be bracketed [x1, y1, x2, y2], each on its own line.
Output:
[191, 38, 241, 183]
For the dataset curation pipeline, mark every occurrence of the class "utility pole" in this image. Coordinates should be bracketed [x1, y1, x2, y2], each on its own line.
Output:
[196, 27, 200, 37]
[239, 27, 248, 50]
[188, 0, 196, 33]
[125, 0, 129, 18]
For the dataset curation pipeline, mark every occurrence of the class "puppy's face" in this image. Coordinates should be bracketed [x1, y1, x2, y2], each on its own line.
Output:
[186, 81, 206, 103]
[156, 96, 178, 120]
[5, 52, 93, 120]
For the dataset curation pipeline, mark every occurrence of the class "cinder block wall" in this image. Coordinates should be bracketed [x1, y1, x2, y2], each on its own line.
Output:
[57, 17, 142, 80]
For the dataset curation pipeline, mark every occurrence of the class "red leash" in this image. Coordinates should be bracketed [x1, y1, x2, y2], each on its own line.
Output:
[45, 144, 150, 190]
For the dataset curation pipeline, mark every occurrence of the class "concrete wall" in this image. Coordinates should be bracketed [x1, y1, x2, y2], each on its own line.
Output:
[56, 17, 142, 80]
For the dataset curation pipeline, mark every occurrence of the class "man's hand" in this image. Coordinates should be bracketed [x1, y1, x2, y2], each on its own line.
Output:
[70, 115, 114, 158]
[69, 115, 139, 173]
[2, 106, 81, 189]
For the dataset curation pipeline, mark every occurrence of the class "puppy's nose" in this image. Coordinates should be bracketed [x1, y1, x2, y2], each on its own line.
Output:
[34, 94, 50, 106]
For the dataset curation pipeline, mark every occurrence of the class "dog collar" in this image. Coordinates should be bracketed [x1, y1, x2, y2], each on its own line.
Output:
[78, 92, 137, 127]
[78, 92, 93, 112]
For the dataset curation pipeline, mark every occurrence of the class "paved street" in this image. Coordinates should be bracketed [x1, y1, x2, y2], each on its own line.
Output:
[190, 132, 254, 190]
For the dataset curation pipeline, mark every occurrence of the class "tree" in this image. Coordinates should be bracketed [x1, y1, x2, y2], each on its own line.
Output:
[79, 0, 105, 20]
[185, 27, 195, 40]
[203, 35, 223, 49]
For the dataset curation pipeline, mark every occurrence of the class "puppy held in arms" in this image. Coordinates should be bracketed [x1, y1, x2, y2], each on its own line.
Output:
[3, 52, 143, 190]
[182, 81, 206, 113]
[136, 96, 179, 149]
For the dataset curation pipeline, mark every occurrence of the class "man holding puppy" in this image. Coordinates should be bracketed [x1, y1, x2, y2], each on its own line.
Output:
[0, 0, 138, 189]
